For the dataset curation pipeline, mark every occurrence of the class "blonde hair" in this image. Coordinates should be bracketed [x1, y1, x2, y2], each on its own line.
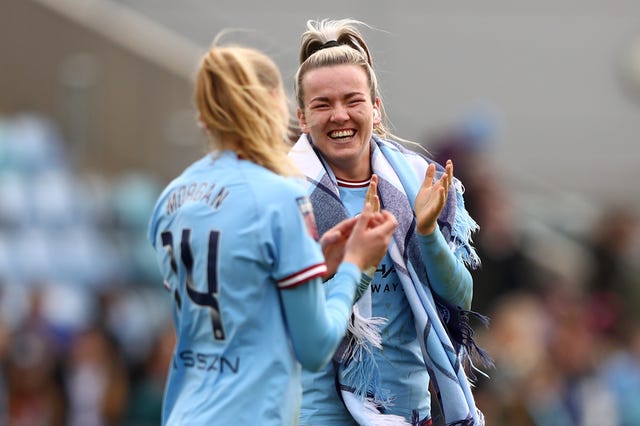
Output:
[294, 18, 389, 138]
[195, 39, 297, 176]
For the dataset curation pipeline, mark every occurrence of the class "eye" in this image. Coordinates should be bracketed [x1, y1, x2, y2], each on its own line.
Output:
[310, 103, 330, 110]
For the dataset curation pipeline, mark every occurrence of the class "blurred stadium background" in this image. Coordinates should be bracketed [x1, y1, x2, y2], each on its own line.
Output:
[1, 0, 639, 424]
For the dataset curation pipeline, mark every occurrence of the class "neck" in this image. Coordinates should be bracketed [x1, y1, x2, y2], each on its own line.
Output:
[327, 153, 372, 181]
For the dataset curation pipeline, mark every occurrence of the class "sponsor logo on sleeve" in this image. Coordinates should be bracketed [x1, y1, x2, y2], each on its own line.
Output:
[296, 196, 319, 241]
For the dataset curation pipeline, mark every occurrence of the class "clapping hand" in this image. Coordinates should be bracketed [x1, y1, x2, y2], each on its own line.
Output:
[414, 159, 453, 235]
[320, 216, 358, 280]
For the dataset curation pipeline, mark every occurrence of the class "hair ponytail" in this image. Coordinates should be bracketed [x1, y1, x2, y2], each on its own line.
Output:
[195, 42, 298, 176]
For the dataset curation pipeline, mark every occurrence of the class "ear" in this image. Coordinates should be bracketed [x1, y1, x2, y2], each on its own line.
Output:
[197, 113, 208, 130]
[372, 99, 382, 125]
[297, 108, 309, 133]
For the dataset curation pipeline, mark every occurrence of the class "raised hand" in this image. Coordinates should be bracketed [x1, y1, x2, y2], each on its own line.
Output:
[365, 174, 381, 213]
[321, 174, 395, 278]
[344, 202, 397, 272]
[320, 216, 358, 279]
[414, 159, 453, 235]
[363, 174, 381, 275]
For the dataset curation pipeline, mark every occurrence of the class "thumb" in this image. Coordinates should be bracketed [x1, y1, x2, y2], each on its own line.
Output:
[320, 228, 341, 249]
[377, 210, 398, 234]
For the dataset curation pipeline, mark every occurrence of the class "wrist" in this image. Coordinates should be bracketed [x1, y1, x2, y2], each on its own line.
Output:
[417, 222, 437, 236]
[418, 224, 443, 242]
[343, 254, 365, 272]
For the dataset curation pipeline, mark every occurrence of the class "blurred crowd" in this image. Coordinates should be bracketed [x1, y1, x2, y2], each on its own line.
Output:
[1, 112, 639, 425]
[428, 110, 640, 426]
[0, 113, 173, 426]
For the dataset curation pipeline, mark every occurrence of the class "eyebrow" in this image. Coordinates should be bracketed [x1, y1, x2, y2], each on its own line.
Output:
[309, 91, 367, 104]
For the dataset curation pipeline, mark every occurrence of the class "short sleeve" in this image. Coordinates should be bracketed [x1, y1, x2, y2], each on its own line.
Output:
[262, 182, 326, 289]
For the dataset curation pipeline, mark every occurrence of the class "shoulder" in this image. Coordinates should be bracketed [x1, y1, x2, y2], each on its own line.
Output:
[147, 156, 210, 243]
[375, 135, 444, 177]
[245, 165, 306, 199]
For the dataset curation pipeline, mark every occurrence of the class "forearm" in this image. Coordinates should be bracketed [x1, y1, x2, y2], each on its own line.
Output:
[280, 262, 360, 371]
[325, 270, 372, 301]
[418, 226, 472, 309]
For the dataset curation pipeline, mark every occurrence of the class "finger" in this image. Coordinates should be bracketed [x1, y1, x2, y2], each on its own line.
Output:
[423, 163, 436, 187]
[370, 174, 378, 190]
[437, 173, 449, 194]
[380, 209, 397, 224]
[361, 200, 374, 218]
[331, 216, 358, 235]
[438, 186, 447, 204]
[354, 202, 374, 232]
[372, 193, 380, 213]
[364, 175, 376, 204]
[365, 174, 380, 213]
[365, 180, 373, 204]
[366, 210, 386, 228]
[320, 229, 341, 248]
[445, 160, 453, 193]
[375, 210, 398, 234]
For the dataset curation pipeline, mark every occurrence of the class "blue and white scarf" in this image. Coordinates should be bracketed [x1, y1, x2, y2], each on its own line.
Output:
[289, 133, 488, 426]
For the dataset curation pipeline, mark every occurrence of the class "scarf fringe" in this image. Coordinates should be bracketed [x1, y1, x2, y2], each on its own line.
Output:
[448, 418, 476, 426]
[448, 409, 485, 426]
[449, 180, 481, 270]
[446, 307, 494, 384]
[457, 308, 494, 373]
[435, 298, 493, 378]
[363, 399, 412, 426]
[347, 305, 385, 350]
[340, 306, 392, 407]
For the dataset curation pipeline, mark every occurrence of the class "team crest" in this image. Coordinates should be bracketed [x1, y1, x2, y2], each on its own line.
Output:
[296, 196, 319, 241]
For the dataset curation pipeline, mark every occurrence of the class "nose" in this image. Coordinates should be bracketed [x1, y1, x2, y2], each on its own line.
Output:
[330, 104, 349, 122]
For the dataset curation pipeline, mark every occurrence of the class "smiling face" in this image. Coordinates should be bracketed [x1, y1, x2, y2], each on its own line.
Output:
[298, 64, 381, 181]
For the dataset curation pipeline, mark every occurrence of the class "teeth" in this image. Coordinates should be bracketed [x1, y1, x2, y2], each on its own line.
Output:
[330, 129, 355, 138]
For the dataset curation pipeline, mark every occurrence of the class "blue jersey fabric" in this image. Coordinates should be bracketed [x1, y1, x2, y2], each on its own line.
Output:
[340, 184, 429, 419]
[148, 151, 343, 426]
[299, 184, 470, 425]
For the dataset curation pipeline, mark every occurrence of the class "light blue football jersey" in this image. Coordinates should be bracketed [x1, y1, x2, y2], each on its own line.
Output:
[148, 150, 327, 426]
[299, 183, 429, 425]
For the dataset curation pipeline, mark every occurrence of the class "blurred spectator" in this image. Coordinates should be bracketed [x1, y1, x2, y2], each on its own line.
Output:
[0, 113, 165, 425]
[473, 292, 550, 425]
[423, 108, 640, 426]
[528, 290, 618, 426]
[467, 168, 540, 315]
[5, 328, 67, 426]
[0, 317, 10, 425]
[426, 112, 539, 315]
[598, 321, 640, 426]
[123, 322, 175, 426]
[65, 325, 130, 426]
[584, 207, 640, 329]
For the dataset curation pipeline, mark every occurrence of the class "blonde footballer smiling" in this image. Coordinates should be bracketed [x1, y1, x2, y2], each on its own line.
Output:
[298, 63, 382, 182]
[289, 18, 487, 426]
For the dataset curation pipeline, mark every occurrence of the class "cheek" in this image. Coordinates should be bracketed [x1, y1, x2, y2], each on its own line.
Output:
[304, 111, 325, 130]
[355, 108, 373, 122]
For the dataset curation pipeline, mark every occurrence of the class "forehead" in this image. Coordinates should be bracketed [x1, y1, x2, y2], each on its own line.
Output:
[302, 64, 370, 99]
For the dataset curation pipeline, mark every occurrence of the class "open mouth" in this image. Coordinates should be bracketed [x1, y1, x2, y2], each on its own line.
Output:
[328, 129, 356, 140]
